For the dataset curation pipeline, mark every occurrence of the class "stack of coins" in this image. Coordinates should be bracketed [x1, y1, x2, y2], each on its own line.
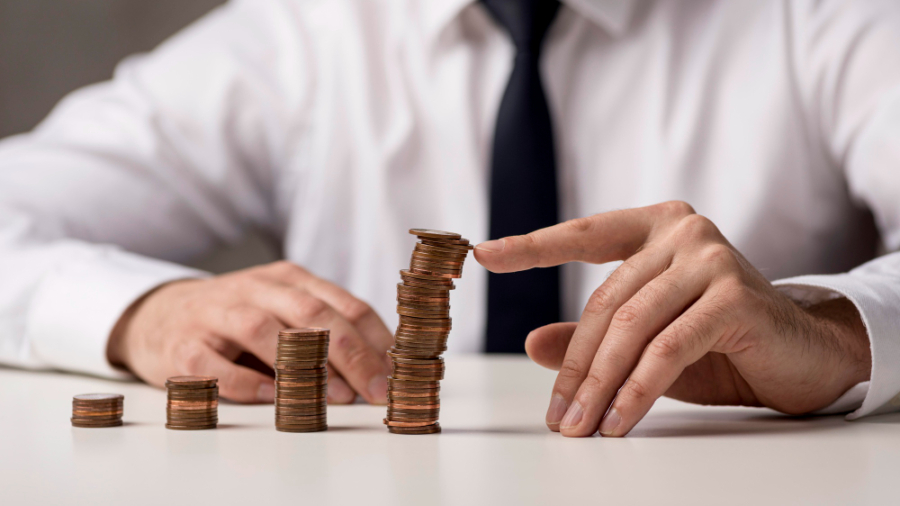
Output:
[165, 376, 218, 430]
[385, 229, 472, 434]
[71, 394, 124, 428]
[275, 328, 329, 432]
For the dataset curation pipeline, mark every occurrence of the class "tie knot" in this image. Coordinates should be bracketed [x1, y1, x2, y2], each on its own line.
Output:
[481, 0, 561, 56]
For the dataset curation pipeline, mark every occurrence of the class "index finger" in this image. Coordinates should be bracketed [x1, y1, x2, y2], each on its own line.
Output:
[473, 201, 694, 273]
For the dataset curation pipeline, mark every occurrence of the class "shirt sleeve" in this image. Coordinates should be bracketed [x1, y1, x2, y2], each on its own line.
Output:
[785, 0, 900, 418]
[0, 0, 312, 378]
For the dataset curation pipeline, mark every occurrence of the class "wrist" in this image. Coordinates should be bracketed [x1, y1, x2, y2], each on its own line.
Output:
[105, 281, 180, 371]
[805, 297, 872, 387]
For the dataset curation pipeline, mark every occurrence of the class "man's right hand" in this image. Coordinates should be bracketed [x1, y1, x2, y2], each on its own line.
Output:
[106, 261, 393, 404]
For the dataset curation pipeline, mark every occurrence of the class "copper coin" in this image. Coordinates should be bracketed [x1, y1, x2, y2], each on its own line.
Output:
[387, 423, 441, 435]
[275, 363, 328, 372]
[165, 376, 218, 388]
[413, 243, 469, 259]
[420, 238, 473, 251]
[167, 391, 218, 400]
[408, 267, 459, 279]
[73, 393, 124, 402]
[408, 229, 461, 240]
[387, 377, 440, 388]
[396, 307, 449, 319]
[71, 410, 122, 418]
[388, 400, 440, 408]
[400, 269, 455, 285]
[397, 284, 450, 296]
[279, 328, 330, 336]
[72, 420, 123, 428]
[384, 419, 439, 428]
[396, 301, 450, 312]
[276, 426, 327, 433]
[388, 390, 441, 398]
[410, 251, 465, 266]
[386, 353, 444, 365]
[409, 260, 462, 273]
[165, 424, 216, 430]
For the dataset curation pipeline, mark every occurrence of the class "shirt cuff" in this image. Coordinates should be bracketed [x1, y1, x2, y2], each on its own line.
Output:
[773, 273, 900, 420]
[26, 246, 208, 379]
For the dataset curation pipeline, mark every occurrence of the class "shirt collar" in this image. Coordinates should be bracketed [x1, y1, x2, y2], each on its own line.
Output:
[421, 0, 638, 43]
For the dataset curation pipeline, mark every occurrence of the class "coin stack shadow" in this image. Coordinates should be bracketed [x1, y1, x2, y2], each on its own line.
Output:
[165, 376, 218, 430]
[71, 393, 124, 428]
[275, 328, 329, 432]
[384, 229, 473, 434]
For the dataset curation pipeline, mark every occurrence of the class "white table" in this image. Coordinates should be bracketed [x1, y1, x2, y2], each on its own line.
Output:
[1, 356, 897, 506]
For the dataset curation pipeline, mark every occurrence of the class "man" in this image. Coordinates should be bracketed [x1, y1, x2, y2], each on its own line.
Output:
[1, 0, 898, 438]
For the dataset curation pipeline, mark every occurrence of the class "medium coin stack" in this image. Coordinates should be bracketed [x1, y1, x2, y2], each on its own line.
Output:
[165, 376, 218, 430]
[275, 328, 329, 432]
[384, 229, 472, 434]
[71, 394, 124, 428]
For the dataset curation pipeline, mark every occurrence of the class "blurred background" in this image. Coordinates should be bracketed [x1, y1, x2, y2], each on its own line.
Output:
[0, 0, 279, 272]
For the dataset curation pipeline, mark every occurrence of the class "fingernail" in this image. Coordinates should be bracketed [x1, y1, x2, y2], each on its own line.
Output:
[599, 407, 622, 436]
[546, 393, 568, 426]
[475, 239, 505, 253]
[257, 382, 275, 403]
[560, 400, 584, 429]
[368, 376, 388, 404]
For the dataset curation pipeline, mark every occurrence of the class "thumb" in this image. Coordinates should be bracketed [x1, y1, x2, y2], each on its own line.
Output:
[525, 322, 578, 370]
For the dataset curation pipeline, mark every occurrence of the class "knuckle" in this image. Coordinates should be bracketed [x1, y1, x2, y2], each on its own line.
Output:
[611, 302, 644, 330]
[584, 285, 617, 316]
[270, 260, 306, 277]
[675, 213, 719, 242]
[621, 377, 651, 402]
[580, 369, 606, 392]
[648, 333, 685, 362]
[557, 357, 586, 383]
[340, 299, 374, 324]
[658, 200, 696, 218]
[177, 343, 207, 375]
[235, 309, 272, 342]
[564, 216, 596, 235]
[293, 294, 330, 321]
[333, 333, 372, 370]
[699, 243, 737, 267]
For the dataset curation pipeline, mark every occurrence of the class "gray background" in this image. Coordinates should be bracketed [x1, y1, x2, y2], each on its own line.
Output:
[0, 0, 278, 272]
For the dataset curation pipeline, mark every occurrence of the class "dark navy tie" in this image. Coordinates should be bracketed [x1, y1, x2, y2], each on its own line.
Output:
[482, 0, 561, 353]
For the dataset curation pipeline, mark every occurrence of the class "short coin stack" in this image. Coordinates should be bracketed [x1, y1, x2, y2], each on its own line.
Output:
[165, 376, 218, 430]
[71, 394, 124, 428]
[385, 229, 472, 434]
[275, 328, 329, 432]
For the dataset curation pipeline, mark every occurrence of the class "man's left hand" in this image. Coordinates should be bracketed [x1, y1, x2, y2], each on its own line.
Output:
[474, 201, 871, 437]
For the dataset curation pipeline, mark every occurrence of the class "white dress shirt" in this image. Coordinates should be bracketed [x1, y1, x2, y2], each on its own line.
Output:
[1, 0, 899, 419]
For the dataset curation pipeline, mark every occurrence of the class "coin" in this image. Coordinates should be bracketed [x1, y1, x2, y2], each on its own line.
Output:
[71, 393, 125, 428]
[386, 230, 471, 434]
[73, 393, 124, 402]
[408, 229, 461, 240]
[273, 328, 330, 432]
[165, 377, 218, 430]
[165, 376, 218, 389]
[387, 423, 441, 435]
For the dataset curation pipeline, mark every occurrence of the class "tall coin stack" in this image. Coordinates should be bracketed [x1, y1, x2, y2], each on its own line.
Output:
[275, 328, 329, 432]
[384, 229, 472, 434]
[71, 393, 124, 428]
[165, 376, 218, 430]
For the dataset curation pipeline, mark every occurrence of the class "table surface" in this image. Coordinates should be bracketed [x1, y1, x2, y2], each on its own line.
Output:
[1, 356, 898, 506]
